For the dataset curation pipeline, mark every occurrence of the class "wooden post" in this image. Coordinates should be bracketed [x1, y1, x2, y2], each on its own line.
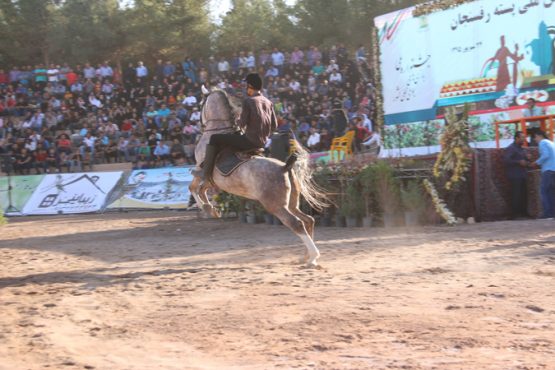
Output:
[495, 122, 500, 149]
[521, 119, 528, 147]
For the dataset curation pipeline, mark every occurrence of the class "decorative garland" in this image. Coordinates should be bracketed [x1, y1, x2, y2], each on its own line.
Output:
[423, 179, 457, 225]
[433, 106, 472, 190]
[413, 0, 477, 17]
[371, 26, 384, 133]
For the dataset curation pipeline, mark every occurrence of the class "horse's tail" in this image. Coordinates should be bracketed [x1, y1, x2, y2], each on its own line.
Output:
[283, 141, 330, 212]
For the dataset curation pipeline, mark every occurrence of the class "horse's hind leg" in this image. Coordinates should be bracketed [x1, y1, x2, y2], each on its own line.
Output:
[273, 207, 320, 267]
[288, 172, 315, 239]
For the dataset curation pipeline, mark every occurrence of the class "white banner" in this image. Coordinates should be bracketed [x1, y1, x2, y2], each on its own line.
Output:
[22, 172, 123, 215]
[375, 0, 555, 122]
[108, 167, 194, 209]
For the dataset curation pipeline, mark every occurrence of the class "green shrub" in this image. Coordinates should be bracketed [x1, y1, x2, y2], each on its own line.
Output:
[401, 180, 426, 212]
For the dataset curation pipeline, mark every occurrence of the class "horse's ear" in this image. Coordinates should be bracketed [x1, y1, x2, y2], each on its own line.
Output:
[201, 85, 210, 96]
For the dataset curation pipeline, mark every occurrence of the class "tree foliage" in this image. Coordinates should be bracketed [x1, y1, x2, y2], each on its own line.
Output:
[0, 0, 424, 66]
[0, 0, 212, 66]
[215, 0, 295, 53]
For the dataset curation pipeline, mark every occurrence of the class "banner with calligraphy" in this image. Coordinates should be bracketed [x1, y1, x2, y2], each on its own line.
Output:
[375, 0, 555, 133]
[22, 172, 123, 215]
[0, 175, 44, 215]
[107, 167, 194, 209]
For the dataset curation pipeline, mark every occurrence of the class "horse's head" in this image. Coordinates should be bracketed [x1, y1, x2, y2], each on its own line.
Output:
[200, 85, 242, 131]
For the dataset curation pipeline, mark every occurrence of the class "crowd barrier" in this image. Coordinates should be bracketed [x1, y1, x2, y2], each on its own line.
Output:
[0, 166, 195, 216]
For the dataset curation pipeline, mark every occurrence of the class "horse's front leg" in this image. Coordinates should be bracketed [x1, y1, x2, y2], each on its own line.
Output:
[189, 175, 207, 210]
[190, 168, 220, 218]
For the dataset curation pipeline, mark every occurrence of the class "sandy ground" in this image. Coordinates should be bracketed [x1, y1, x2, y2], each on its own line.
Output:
[0, 212, 554, 370]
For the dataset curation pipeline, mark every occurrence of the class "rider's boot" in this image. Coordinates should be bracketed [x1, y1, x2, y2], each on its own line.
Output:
[201, 144, 217, 186]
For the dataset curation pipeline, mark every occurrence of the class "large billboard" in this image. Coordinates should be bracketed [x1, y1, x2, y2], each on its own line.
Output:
[375, 0, 555, 152]
[107, 167, 194, 209]
[0, 175, 44, 215]
[22, 172, 123, 215]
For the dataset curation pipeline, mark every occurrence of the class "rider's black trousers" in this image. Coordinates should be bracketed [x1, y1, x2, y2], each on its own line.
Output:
[209, 132, 259, 151]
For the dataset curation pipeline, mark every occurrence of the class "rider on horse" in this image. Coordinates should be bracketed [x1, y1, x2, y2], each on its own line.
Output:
[201, 73, 277, 184]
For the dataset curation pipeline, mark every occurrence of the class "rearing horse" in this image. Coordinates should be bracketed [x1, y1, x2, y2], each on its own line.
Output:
[189, 87, 327, 267]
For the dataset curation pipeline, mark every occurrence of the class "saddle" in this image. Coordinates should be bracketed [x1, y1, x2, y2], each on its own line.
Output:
[215, 147, 264, 177]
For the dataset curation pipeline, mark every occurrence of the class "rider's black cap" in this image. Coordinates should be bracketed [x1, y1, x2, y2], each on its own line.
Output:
[245, 73, 262, 90]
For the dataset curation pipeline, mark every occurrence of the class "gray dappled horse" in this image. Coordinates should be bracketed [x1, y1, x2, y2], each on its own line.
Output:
[189, 87, 327, 267]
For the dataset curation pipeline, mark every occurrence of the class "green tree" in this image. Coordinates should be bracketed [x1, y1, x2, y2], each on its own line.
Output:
[0, 0, 60, 65]
[0, 0, 212, 66]
[215, 0, 296, 54]
[55, 0, 126, 65]
[292, 0, 350, 47]
[125, 0, 212, 62]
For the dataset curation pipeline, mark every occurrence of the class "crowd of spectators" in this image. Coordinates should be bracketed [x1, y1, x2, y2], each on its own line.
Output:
[0, 44, 377, 175]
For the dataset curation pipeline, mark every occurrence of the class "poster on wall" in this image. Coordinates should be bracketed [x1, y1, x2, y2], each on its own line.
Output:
[108, 167, 194, 209]
[375, 0, 555, 150]
[0, 175, 44, 215]
[22, 172, 123, 215]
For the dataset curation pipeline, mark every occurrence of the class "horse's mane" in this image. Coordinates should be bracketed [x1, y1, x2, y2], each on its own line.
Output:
[201, 88, 241, 130]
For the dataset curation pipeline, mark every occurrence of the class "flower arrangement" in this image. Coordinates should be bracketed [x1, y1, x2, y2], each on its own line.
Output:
[213, 192, 242, 217]
[423, 179, 457, 225]
[433, 106, 472, 190]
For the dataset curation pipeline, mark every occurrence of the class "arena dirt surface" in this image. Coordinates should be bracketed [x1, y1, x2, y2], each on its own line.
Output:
[0, 211, 554, 370]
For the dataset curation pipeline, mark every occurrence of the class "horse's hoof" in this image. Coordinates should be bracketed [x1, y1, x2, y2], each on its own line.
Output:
[303, 261, 322, 270]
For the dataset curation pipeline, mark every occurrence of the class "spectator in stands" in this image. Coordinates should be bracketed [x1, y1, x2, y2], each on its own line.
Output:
[136, 61, 148, 79]
[56, 133, 72, 156]
[290, 47, 304, 65]
[218, 57, 230, 77]
[312, 61, 325, 76]
[15, 147, 32, 174]
[34, 144, 48, 173]
[126, 135, 141, 162]
[307, 128, 321, 152]
[271, 48, 285, 75]
[45, 147, 59, 173]
[170, 138, 185, 164]
[80, 132, 96, 160]
[104, 139, 118, 163]
[269, 128, 292, 161]
[246, 51, 256, 69]
[0, 43, 375, 174]
[136, 140, 151, 169]
[182, 91, 197, 109]
[362, 130, 382, 156]
[153, 140, 170, 166]
[350, 119, 369, 152]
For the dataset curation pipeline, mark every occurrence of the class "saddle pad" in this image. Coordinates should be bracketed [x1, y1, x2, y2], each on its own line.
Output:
[215, 150, 251, 177]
